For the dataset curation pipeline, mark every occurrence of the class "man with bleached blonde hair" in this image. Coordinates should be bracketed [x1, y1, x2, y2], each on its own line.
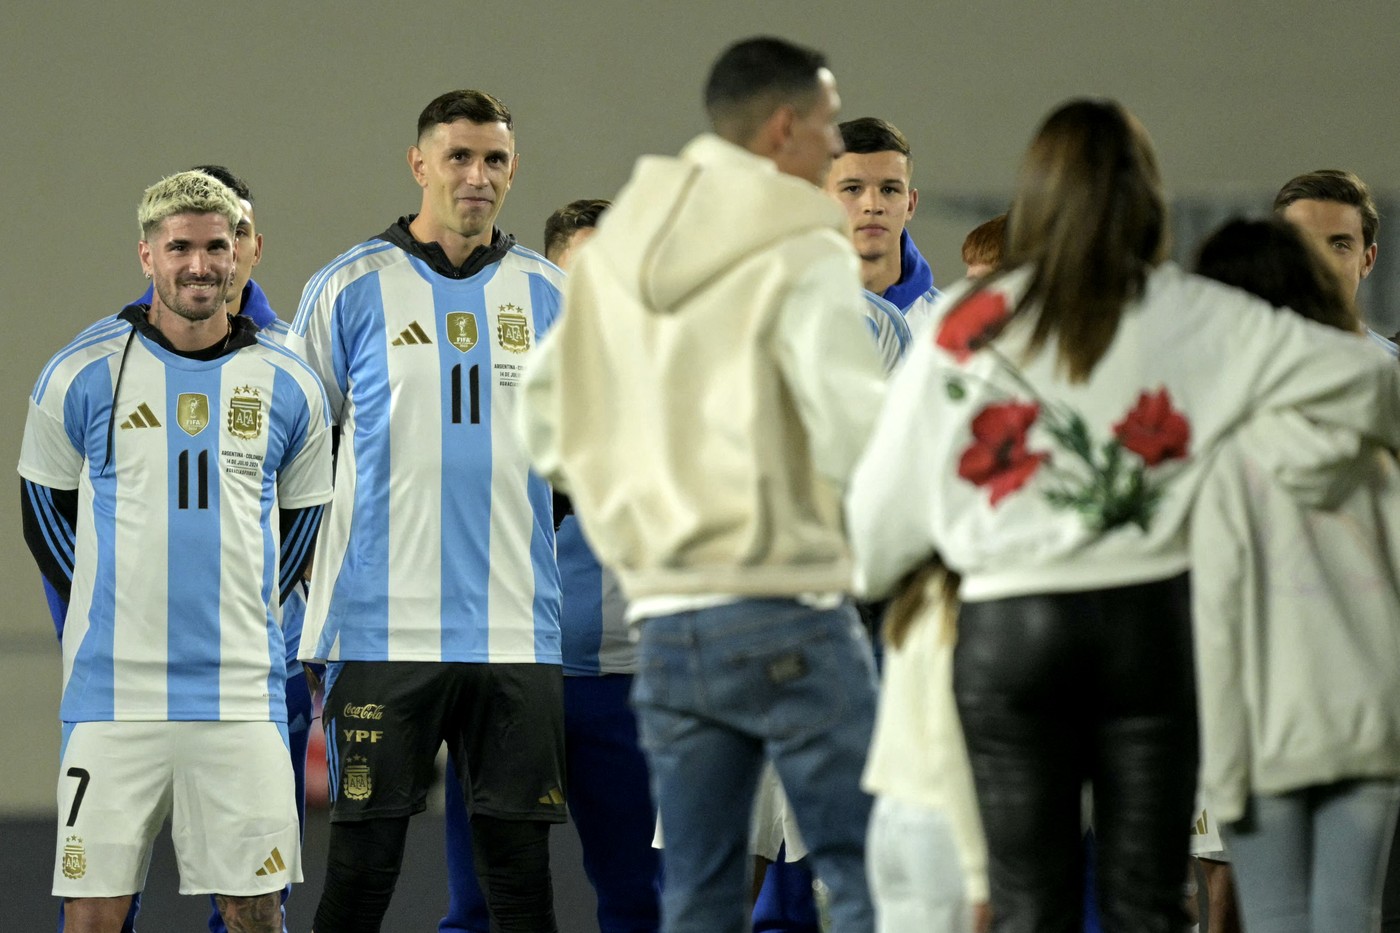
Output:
[20, 170, 332, 932]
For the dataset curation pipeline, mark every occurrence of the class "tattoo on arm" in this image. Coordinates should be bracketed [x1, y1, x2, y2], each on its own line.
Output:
[214, 892, 282, 933]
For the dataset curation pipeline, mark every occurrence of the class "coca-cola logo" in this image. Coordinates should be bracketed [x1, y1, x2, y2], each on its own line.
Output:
[343, 703, 385, 720]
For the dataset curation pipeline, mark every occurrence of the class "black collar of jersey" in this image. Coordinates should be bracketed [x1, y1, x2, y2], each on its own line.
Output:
[118, 303, 260, 361]
[379, 215, 516, 280]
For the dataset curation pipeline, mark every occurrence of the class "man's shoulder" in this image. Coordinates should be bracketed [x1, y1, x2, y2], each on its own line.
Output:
[32, 317, 133, 405]
[305, 238, 405, 299]
[244, 337, 328, 400]
[503, 243, 566, 289]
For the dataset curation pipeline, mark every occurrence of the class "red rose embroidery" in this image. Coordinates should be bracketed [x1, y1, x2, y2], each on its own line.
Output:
[958, 401, 1050, 505]
[1113, 388, 1190, 465]
[936, 291, 1010, 362]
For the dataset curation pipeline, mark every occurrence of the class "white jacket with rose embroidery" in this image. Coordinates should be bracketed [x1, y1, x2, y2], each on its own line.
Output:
[847, 262, 1400, 602]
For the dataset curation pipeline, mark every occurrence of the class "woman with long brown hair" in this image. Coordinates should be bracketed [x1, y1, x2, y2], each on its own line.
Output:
[847, 99, 1400, 932]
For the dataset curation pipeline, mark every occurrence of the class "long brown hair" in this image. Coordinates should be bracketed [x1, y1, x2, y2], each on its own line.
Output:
[1004, 99, 1169, 382]
[1194, 217, 1361, 334]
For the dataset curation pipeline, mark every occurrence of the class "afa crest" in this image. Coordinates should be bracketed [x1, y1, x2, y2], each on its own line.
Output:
[343, 756, 373, 802]
[177, 393, 210, 436]
[447, 312, 479, 352]
[496, 304, 531, 353]
[226, 386, 263, 440]
[62, 835, 86, 880]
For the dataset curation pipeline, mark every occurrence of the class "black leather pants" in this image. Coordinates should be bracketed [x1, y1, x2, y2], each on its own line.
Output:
[953, 575, 1198, 933]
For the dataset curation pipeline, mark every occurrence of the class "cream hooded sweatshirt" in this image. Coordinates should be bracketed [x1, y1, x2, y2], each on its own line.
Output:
[518, 134, 885, 601]
[1192, 415, 1400, 822]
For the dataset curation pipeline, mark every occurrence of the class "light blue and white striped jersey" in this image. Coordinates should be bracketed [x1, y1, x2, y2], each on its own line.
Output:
[862, 290, 913, 373]
[558, 514, 634, 676]
[901, 286, 943, 341]
[288, 234, 564, 663]
[18, 316, 334, 722]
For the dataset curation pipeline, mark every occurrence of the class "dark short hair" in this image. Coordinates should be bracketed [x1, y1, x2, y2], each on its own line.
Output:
[962, 214, 1007, 270]
[417, 89, 513, 141]
[1273, 169, 1379, 248]
[1196, 216, 1359, 334]
[543, 199, 610, 262]
[191, 164, 252, 205]
[838, 118, 910, 159]
[704, 37, 827, 140]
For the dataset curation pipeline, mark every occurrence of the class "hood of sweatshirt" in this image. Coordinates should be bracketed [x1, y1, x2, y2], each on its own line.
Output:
[882, 229, 936, 311]
[588, 134, 847, 313]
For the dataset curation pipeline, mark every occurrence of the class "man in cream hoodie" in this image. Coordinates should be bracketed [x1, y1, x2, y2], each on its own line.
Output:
[519, 36, 886, 933]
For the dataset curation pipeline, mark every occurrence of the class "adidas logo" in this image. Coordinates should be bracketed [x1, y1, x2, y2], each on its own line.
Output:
[537, 787, 565, 806]
[391, 322, 433, 346]
[254, 847, 287, 877]
[119, 403, 162, 430]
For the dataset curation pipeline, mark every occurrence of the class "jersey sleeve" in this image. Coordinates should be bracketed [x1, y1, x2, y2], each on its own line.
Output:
[21, 479, 78, 623]
[288, 274, 348, 422]
[18, 395, 84, 490]
[276, 374, 334, 509]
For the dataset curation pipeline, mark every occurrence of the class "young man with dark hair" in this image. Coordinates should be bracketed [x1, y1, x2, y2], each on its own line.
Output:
[1274, 169, 1391, 353]
[21, 170, 332, 933]
[542, 198, 609, 266]
[290, 89, 568, 933]
[824, 117, 941, 336]
[520, 36, 884, 933]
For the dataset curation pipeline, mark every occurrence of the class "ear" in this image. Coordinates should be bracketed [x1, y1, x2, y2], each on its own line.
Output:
[1361, 242, 1378, 279]
[761, 104, 798, 156]
[407, 145, 427, 188]
[250, 232, 264, 269]
[507, 152, 519, 189]
[137, 239, 153, 278]
[907, 186, 919, 221]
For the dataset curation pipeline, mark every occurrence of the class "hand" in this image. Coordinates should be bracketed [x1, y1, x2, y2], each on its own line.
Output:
[972, 901, 991, 933]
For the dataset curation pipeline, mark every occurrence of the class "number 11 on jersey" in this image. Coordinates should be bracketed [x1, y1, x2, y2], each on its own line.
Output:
[451, 364, 480, 425]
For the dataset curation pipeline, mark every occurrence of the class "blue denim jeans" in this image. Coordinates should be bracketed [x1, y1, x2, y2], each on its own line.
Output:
[1224, 779, 1400, 933]
[632, 599, 878, 933]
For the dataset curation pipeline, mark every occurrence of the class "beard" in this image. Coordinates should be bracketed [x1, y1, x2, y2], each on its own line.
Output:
[152, 274, 232, 322]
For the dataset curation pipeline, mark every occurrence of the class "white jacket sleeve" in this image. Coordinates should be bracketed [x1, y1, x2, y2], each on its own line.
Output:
[1189, 446, 1252, 823]
[1200, 279, 1400, 447]
[771, 253, 886, 487]
[845, 334, 944, 598]
[517, 324, 567, 490]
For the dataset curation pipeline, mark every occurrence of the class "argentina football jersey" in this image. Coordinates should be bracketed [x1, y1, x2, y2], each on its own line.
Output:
[862, 290, 912, 373]
[19, 314, 333, 723]
[290, 231, 563, 664]
[558, 514, 635, 676]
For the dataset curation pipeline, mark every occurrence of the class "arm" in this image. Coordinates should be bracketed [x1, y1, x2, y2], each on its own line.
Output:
[771, 251, 887, 487]
[518, 324, 567, 489]
[278, 504, 323, 605]
[287, 272, 348, 424]
[19, 386, 86, 637]
[21, 480, 77, 635]
[1193, 276, 1400, 446]
[1188, 448, 1252, 822]
[845, 335, 945, 598]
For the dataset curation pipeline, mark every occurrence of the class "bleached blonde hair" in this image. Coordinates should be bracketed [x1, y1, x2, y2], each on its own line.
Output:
[137, 170, 242, 238]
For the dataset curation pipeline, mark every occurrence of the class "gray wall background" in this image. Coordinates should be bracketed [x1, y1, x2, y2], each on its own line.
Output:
[2, 2, 1397, 814]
